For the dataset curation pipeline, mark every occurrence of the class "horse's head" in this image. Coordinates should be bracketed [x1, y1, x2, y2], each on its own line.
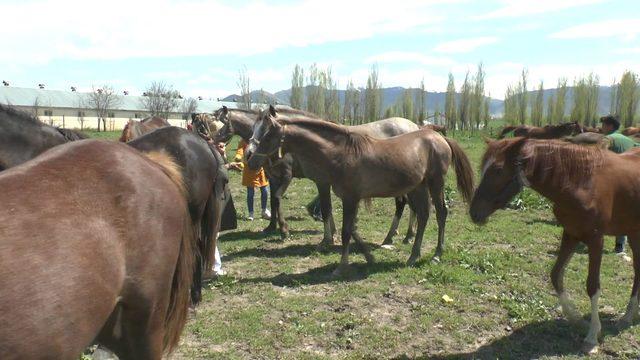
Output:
[191, 113, 213, 141]
[470, 137, 528, 224]
[212, 106, 233, 143]
[568, 121, 583, 134]
[245, 105, 284, 171]
[119, 120, 134, 142]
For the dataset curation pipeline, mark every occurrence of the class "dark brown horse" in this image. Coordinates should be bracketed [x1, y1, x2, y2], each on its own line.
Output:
[470, 137, 640, 353]
[119, 116, 171, 142]
[622, 127, 640, 136]
[246, 106, 474, 274]
[0, 104, 88, 170]
[0, 140, 195, 359]
[208, 106, 421, 246]
[498, 121, 583, 139]
[423, 124, 447, 136]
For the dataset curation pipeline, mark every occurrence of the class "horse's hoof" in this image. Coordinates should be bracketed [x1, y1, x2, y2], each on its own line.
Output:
[406, 256, 419, 267]
[402, 237, 411, 244]
[262, 226, 277, 234]
[364, 253, 375, 264]
[431, 255, 441, 264]
[381, 238, 393, 246]
[581, 341, 598, 354]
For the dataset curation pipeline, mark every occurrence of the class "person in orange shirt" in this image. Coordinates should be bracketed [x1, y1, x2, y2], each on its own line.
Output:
[232, 139, 270, 221]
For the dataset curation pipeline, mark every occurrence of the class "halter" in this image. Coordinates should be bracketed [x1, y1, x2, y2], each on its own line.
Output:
[249, 124, 287, 159]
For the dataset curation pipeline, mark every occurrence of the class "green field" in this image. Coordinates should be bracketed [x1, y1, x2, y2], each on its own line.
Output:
[93, 129, 639, 359]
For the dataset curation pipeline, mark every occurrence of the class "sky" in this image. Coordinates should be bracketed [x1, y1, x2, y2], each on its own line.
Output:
[1, 0, 638, 100]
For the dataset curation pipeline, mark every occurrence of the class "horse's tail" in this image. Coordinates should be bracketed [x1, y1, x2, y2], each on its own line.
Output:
[144, 151, 195, 355]
[498, 125, 516, 139]
[444, 138, 475, 204]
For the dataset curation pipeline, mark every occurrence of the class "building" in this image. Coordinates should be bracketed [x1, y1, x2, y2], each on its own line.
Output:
[0, 86, 241, 130]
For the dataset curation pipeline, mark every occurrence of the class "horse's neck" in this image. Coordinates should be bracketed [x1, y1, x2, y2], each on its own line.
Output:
[283, 122, 347, 159]
[230, 113, 256, 140]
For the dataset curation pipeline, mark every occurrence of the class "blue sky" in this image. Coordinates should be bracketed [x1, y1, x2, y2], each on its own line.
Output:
[1, 0, 638, 100]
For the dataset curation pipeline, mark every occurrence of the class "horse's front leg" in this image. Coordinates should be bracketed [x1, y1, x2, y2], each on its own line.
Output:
[551, 231, 581, 322]
[583, 235, 604, 354]
[317, 183, 335, 249]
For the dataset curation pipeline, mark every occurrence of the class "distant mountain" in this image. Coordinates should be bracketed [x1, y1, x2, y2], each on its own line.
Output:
[224, 85, 616, 117]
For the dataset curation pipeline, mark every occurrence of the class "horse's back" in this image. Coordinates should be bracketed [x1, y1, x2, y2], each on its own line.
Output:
[351, 117, 419, 138]
[0, 140, 189, 358]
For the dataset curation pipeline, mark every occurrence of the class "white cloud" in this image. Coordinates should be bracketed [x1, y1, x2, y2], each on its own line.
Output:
[615, 47, 640, 55]
[0, 0, 456, 64]
[434, 37, 499, 54]
[475, 0, 606, 20]
[550, 19, 640, 40]
[365, 51, 455, 67]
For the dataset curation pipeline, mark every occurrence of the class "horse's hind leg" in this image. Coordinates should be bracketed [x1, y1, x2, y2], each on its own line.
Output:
[406, 185, 430, 266]
[551, 231, 581, 322]
[317, 183, 336, 249]
[583, 235, 604, 354]
[403, 211, 417, 244]
[428, 176, 448, 262]
[382, 197, 407, 245]
[619, 233, 640, 328]
[333, 198, 359, 276]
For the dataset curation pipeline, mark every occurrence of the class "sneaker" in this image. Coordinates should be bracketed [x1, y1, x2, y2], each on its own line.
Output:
[247, 213, 254, 221]
[262, 209, 271, 220]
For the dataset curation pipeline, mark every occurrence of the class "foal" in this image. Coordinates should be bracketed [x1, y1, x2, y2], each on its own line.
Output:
[470, 137, 640, 353]
[246, 106, 474, 274]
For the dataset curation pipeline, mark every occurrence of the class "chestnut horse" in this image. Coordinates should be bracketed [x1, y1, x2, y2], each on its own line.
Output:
[622, 127, 640, 136]
[0, 140, 195, 359]
[208, 106, 421, 246]
[119, 116, 171, 142]
[498, 121, 583, 139]
[470, 137, 640, 353]
[246, 106, 474, 274]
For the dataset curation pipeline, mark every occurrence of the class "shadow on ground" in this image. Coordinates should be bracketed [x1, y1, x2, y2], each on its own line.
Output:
[396, 314, 633, 359]
[239, 259, 406, 287]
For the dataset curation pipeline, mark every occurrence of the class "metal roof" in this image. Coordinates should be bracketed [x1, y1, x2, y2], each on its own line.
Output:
[0, 86, 239, 113]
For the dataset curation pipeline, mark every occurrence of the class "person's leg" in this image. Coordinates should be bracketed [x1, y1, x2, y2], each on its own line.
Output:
[616, 235, 626, 253]
[260, 185, 270, 219]
[247, 187, 255, 219]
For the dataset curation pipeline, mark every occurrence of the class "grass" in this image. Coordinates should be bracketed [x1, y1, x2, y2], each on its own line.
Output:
[92, 128, 640, 359]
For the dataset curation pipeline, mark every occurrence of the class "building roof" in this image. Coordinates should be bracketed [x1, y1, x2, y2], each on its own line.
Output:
[0, 86, 239, 113]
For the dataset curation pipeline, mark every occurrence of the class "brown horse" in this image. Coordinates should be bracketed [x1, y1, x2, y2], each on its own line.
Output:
[246, 106, 474, 274]
[498, 121, 583, 139]
[470, 137, 640, 353]
[119, 116, 171, 142]
[0, 140, 195, 359]
[622, 127, 640, 136]
[423, 124, 447, 136]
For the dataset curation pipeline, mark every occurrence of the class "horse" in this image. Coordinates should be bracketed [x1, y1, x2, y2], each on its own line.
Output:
[128, 127, 236, 305]
[498, 121, 583, 139]
[0, 140, 195, 359]
[190, 112, 225, 140]
[469, 137, 640, 354]
[622, 127, 640, 136]
[119, 116, 171, 142]
[245, 105, 474, 274]
[208, 106, 421, 246]
[0, 105, 232, 305]
[0, 104, 88, 170]
[423, 124, 447, 136]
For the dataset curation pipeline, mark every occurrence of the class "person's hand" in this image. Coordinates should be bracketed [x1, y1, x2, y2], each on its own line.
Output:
[226, 162, 242, 171]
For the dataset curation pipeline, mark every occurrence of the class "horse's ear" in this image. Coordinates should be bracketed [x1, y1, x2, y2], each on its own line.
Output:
[269, 104, 277, 117]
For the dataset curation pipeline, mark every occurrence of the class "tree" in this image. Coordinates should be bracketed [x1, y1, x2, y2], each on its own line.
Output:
[88, 85, 121, 132]
[76, 95, 89, 130]
[483, 95, 491, 128]
[445, 72, 457, 130]
[140, 81, 181, 119]
[290, 64, 305, 110]
[471, 63, 486, 130]
[401, 89, 414, 121]
[516, 69, 528, 125]
[570, 73, 599, 126]
[237, 65, 251, 110]
[609, 78, 618, 116]
[306, 63, 326, 117]
[553, 78, 568, 124]
[324, 67, 340, 122]
[343, 80, 360, 125]
[364, 64, 382, 122]
[180, 97, 198, 121]
[503, 85, 517, 125]
[546, 92, 555, 125]
[617, 70, 639, 127]
[414, 79, 426, 124]
[531, 81, 544, 127]
[458, 71, 472, 130]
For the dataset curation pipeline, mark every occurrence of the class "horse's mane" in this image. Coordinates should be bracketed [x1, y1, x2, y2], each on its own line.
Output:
[56, 128, 89, 141]
[225, 106, 321, 119]
[281, 117, 371, 155]
[0, 103, 42, 125]
[521, 139, 604, 188]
